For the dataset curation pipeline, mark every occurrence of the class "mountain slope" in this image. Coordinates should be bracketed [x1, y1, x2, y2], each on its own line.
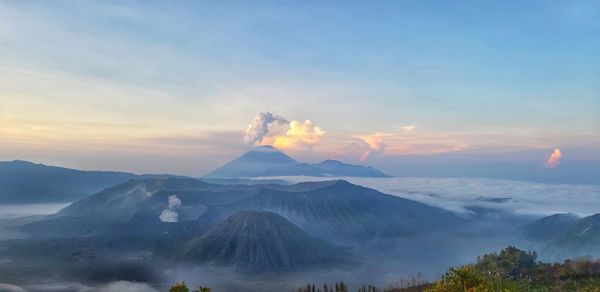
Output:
[205, 145, 390, 178]
[183, 210, 348, 273]
[205, 145, 299, 178]
[0, 160, 137, 203]
[201, 180, 462, 238]
[313, 159, 390, 177]
[520, 213, 580, 242]
[521, 213, 600, 260]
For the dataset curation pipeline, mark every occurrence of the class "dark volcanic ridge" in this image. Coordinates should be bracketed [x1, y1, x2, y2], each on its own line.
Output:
[183, 210, 349, 273]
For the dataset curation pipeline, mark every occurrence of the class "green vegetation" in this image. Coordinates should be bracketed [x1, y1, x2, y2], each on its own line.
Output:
[297, 282, 350, 292]
[168, 281, 211, 292]
[170, 246, 600, 291]
[300, 246, 600, 292]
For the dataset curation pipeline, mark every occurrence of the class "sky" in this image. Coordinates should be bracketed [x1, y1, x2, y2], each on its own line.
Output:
[0, 0, 599, 179]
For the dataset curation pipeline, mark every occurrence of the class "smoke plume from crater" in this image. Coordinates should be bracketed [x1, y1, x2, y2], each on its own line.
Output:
[159, 195, 182, 222]
[243, 112, 325, 149]
[244, 112, 289, 145]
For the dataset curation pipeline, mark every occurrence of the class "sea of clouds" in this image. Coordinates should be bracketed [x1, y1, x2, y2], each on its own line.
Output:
[0, 203, 70, 219]
[271, 176, 600, 216]
[0, 281, 158, 292]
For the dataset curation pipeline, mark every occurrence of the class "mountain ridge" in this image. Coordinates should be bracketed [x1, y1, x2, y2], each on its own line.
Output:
[205, 145, 390, 178]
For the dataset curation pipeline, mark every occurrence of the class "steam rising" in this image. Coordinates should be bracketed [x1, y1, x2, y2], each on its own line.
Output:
[546, 148, 562, 168]
[244, 112, 289, 145]
[160, 195, 182, 222]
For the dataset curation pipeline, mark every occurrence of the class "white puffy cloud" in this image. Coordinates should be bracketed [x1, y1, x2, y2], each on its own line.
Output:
[243, 112, 326, 150]
[272, 119, 325, 149]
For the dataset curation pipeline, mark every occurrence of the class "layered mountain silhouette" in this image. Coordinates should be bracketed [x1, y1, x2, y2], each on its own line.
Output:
[521, 213, 600, 260]
[30, 177, 459, 238]
[200, 180, 462, 238]
[0, 160, 137, 203]
[183, 210, 347, 273]
[19, 177, 465, 273]
[205, 145, 389, 178]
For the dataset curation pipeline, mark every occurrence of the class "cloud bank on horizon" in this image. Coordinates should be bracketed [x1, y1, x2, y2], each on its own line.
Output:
[279, 176, 600, 216]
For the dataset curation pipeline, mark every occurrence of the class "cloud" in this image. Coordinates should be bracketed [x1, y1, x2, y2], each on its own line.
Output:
[272, 119, 325, 149]
[22, 281, 158, 292]
[353, 132, 392, 161]
[244, 112, 289, 145]
[243, 112, 326, 150]
[160, 194, 182, 222]
[280, 176, 600, 216]
[21, 282, 93, 291]
[546, 148, 562, 168]
[97, 281, 159, 292]
[0, 283, 26, 292]
[401, 125, 417, 133]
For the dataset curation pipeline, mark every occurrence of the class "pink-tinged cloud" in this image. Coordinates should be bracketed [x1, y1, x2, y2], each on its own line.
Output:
[546, 148, 562, 168]
[354, 132, 391, 161]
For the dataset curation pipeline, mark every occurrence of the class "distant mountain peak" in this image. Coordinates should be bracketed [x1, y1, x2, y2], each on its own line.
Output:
[205, 148, 390, 178]
[319, 159, 344, 164]
[251, 145, 279, 152]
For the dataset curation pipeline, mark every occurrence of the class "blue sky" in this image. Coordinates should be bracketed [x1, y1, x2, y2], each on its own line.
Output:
[0, 0, 598, 178]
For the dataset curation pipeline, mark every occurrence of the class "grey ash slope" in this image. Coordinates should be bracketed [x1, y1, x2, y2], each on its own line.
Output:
[201, 180, 463, 238]
[521, 213, 600, 260]
[205, 145, 389, 178]
[184, 210, 348, 273]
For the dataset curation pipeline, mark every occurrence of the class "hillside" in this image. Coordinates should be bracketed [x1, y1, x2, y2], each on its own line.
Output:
[184, 210, 348, 273]
[0, 160, 137, 203]
[521, 213, 600, 260]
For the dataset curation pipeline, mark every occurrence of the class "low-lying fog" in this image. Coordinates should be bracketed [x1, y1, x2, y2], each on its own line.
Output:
[1, 178, 598, 291]
[0, 203, 70, 220]
[270, 176, 600, 216]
